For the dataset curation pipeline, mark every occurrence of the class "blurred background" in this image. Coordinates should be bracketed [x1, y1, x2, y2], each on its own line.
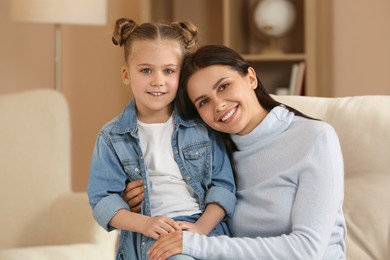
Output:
[1, 0, 389, 192]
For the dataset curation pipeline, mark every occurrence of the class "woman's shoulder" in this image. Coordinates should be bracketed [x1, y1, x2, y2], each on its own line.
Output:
[292, 115, 339, 141]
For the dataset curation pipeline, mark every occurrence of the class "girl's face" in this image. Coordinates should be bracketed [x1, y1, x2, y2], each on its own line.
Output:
[122, 39, 182, 123]
[187, 65, 267, 135]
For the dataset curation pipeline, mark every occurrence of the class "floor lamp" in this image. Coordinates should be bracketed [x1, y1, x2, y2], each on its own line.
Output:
[10, 0, 107, 92]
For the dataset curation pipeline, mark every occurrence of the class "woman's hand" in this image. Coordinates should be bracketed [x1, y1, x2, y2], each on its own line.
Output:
[148, 230, 184, 260]
[124, 179, 144, 213]
[143, 216, 181, 240]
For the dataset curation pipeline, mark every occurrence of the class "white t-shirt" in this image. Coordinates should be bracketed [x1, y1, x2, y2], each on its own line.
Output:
[137, 116, 201, 218]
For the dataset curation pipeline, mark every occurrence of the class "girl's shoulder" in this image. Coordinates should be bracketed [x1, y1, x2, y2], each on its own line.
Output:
[100, 101, 137, 136]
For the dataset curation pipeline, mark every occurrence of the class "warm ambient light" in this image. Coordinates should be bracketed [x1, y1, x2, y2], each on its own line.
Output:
[10, 0, 107, 25]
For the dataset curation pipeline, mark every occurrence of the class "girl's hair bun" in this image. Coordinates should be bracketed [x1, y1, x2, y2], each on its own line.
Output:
[170, 21, 198, 49]
[112, 18, 138, 46]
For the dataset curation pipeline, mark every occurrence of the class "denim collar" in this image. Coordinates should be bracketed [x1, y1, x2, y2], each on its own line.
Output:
[111, 99, 196, 135]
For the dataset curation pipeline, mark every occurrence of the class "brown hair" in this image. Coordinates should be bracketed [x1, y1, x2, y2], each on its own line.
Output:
[177, 45, 314, 121]
[176, 45, 317, 181]
[112, 18, 198, 63]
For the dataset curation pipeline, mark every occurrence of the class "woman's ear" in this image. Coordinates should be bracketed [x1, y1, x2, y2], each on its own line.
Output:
[247, 67, 258, 89]
[122, 66, 130, 85]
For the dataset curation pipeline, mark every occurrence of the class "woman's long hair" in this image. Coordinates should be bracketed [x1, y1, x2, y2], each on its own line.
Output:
[176, 44, 310, 120]
[175, 45, 315, 181]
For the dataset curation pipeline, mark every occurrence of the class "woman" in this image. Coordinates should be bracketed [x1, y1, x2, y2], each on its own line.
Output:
[130, 45, 346, 260]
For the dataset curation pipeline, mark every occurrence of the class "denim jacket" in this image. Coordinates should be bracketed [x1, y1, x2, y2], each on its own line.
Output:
[88, 100, 236, 259]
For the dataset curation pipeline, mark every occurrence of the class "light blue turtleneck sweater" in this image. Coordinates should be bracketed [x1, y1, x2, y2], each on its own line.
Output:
[183, 106, 346, 259]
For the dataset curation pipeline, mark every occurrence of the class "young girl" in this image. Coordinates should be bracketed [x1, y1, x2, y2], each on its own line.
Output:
[146, 45, 346, 259]
[87, 21, 236, 260]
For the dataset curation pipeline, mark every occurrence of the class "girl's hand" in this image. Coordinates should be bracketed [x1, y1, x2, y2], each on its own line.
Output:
[177, 221, 207, 235]
[142, 216, 181, 240]
[148, 230, 183, 260]
[124, 179, 144, 213]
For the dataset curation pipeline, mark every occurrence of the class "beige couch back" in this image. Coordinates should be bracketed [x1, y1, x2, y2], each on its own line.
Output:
[0, 90, 71, 248]
[275, 95, 390, 260]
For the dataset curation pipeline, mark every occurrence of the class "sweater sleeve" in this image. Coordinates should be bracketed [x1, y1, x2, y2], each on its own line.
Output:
[183, 126, 345, 259]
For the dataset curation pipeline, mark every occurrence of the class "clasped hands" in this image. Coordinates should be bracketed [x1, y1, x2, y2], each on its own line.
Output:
[124, 179, 190, 260]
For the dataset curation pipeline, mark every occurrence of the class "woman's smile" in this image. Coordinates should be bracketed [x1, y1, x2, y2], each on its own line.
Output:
[220, 105, 238, 122]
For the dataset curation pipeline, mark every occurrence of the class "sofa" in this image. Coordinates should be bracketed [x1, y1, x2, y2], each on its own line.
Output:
[1, 89, 388, 260]
[274, 95, 390, 260]
[0, 89, 117, 259]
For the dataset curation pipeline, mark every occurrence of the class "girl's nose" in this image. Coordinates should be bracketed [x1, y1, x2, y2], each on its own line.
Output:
[151, 73, 164, 87]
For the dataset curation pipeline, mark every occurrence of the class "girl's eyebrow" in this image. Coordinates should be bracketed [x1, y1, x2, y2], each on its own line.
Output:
[193, 77, 228, 104]
[137, 63, 178, 67]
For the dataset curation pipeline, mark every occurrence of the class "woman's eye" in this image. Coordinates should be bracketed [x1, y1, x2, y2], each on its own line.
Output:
[218, 83, 229, 91]
[198, 99, 208, 108]
[141, 68, 152, 74]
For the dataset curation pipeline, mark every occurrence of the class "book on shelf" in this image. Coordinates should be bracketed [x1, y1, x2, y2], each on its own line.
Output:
[289, 61, 306, 95]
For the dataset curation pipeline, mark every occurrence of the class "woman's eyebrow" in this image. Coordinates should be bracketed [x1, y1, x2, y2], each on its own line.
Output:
[193, 95, 206, 105]
[192, 77, 227, 104]
[213, 77, 228, 90]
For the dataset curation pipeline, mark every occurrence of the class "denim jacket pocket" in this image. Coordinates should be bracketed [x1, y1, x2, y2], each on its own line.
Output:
[182, 142, 211, 182]
[122, 159, 142, 181]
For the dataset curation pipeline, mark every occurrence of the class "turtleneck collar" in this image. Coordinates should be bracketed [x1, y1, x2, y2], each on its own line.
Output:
[231, 106, 294, 151]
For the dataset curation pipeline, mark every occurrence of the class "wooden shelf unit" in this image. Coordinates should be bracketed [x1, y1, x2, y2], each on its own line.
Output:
[140, 0, 331, 96]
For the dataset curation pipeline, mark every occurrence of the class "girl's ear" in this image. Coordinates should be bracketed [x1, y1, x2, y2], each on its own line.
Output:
[247, 67, 258, 89]
[122, 66, 130, 85]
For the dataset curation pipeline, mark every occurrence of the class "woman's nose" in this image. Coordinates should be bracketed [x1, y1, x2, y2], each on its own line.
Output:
[215, 98, 227, 112]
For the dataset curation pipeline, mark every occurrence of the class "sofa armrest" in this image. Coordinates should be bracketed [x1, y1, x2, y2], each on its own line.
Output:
[45, 192, 118, 252]
[0, 243, 115, 260]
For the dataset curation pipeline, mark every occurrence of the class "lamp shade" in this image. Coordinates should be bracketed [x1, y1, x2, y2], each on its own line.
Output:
[11, 0, 107, 25]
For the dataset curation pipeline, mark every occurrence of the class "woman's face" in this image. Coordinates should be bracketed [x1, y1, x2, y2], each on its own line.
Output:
[186, 65, 266, 135]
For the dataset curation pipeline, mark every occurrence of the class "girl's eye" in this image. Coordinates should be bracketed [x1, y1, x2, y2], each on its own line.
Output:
[164, 68, 175, 74]
[140, 68, 152, 74]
